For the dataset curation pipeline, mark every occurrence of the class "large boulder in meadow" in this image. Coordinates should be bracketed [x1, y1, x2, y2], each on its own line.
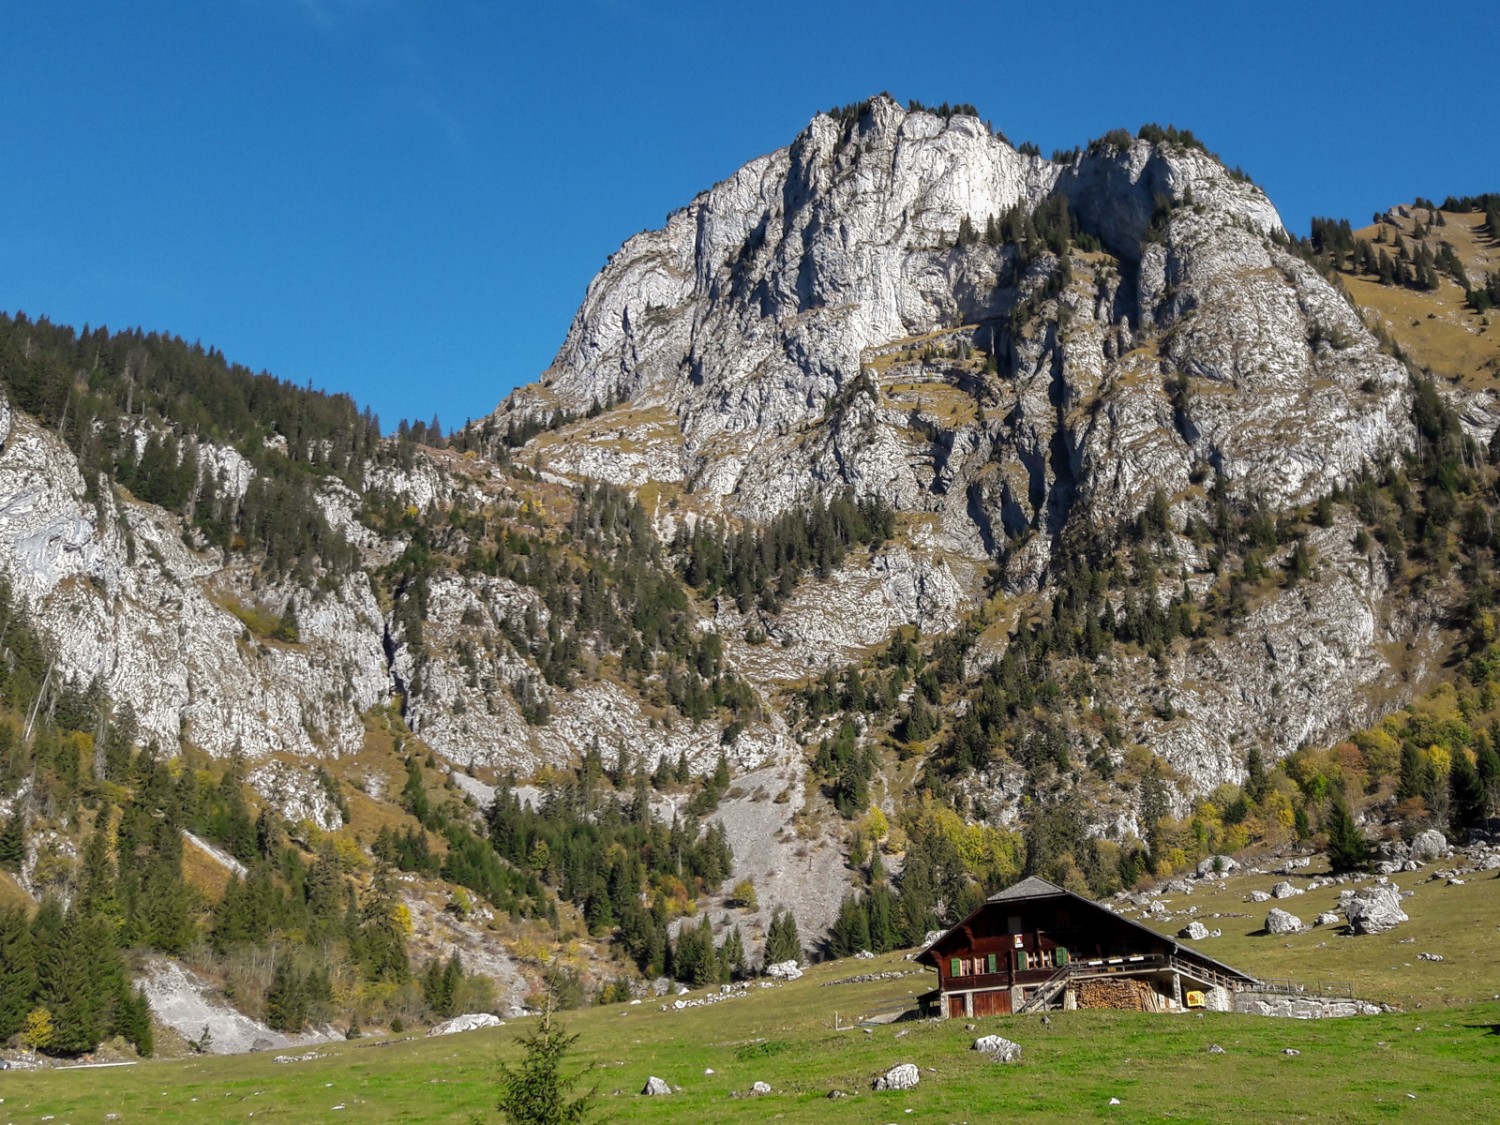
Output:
[1341, 884, 1408, 935]
[1265, 908, 1303, 934]
[873, 1063, 920, 1090]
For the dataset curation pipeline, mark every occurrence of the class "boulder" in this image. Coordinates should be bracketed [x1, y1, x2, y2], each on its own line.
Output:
[765, 960, 803, 981]
[426, 1013, 503, 1037]
[1270, 881, 1304, 899]
[1342, 884, 1408, 935]
[873, 1062, 920, 1091]
[750, 1081, 772, 1095]
[641, 1076, 672, 1096]
[1178, 921, 1210, 940]
[1409, 829, 1449, 863]
[1196, 855, 1238, 878]
[1314, 912, 1339, 927]
[1265, 908, 1303, 934]
[974, 1035, 1022, 1062]
[1248, 890, 1271, 902]
[1147, 900, 1168, 916]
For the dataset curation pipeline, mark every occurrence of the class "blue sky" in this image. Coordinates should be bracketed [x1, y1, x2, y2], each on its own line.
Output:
[2, 1, 1495, 433]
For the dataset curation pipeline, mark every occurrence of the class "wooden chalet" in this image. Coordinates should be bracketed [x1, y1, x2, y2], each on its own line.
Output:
[915, 876, 1259, 1017]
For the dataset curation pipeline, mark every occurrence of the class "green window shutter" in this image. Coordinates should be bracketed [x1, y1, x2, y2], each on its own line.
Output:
[950, 957, 961, 977]
[1014, 949, 1025, 970]
[1055, 947, 1069, 966]
[987, 953, 998, 973]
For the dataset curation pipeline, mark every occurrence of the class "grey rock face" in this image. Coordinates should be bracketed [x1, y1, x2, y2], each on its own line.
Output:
[0, 395, 390, 760]
[1264, 908, 1303, 934]
[1342, 884, 1409, 935]
[491, 99, 1416, 802]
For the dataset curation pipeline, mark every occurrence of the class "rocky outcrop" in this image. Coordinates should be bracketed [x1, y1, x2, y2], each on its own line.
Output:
[0, 394, 389, 759]
[1341, 883, 1409, 934]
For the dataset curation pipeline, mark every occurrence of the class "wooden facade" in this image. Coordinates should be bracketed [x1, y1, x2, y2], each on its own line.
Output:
[916, 876, 1258, 1017]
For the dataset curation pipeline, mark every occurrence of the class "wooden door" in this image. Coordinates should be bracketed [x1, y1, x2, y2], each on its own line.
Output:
[948, 993, 966, 1019]
[972, 989, 1012, 1017]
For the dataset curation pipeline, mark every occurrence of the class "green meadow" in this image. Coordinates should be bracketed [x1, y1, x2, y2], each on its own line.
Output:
[4, 865, 1498, 1124]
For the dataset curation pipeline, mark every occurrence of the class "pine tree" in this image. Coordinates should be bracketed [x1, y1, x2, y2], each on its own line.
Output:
[1448, 750, 1486, 839]
[494, 1008, 600, 1125]
[1324, 797, 1371, 873]
[265, 959, 306, 1032]
[0, 812, 26, 872]
[764, 907, 802, 966]
[0, 906, 36, 1039]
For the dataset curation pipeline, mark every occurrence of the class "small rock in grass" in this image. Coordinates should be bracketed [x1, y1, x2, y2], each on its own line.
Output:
[1282, 1048, 1301, 1056]
[642, 1076, 672, 1096]
[1207, 1044, 1225, 1054]
[973, 1035, 1022, 1062]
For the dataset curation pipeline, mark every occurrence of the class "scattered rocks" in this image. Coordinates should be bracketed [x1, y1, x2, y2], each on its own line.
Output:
[641, 1076, 672, 1096]
[1342, 884, 1409, 935]
[765, 960, 803, 981]
[1178, 921, 1211, 940]
[973, 1035, 1022, 1062]
[854, 950, 875, 960]
[872, 1063, 920, 1091]
[272, 1051, 326, 1064]
[1264, 908, 1303, 934]
[821, 970, 917, 987]
[426, 1013, 503, 1037]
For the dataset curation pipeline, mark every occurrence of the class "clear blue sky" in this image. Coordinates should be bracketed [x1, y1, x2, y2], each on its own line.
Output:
[2, 1, 1494, 433]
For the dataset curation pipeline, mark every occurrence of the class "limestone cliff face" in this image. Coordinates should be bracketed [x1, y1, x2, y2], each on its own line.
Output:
[503, 97, 1408, 550]
[0, 398, 389, 758]
[491, 97, 1419, 802]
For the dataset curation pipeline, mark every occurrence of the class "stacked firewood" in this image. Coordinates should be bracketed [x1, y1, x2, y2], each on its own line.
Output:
[1076, 978, 1158, 1010]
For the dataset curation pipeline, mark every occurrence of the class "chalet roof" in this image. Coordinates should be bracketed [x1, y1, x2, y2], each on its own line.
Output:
[916, 877, 1258, 985]
[985, 875, 1066, 902]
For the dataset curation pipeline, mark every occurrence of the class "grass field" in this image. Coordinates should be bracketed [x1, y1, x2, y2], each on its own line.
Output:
[5, 865, 1498, 1123]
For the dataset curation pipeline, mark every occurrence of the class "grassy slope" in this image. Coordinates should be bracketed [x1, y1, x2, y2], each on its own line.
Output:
[1345, 208, 1500, 386]
[5, 864, 1498, 1123]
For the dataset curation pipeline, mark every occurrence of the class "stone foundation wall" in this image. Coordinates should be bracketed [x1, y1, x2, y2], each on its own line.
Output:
[1233, 992, 1381, 1018]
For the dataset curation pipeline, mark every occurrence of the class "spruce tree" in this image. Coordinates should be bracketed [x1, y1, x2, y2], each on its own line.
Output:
[0, 906, 35, 1039]
[493, 1007, 600, 1125]
[1324, 797, 1371, 873]
[1448, 750, 1485, 839]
